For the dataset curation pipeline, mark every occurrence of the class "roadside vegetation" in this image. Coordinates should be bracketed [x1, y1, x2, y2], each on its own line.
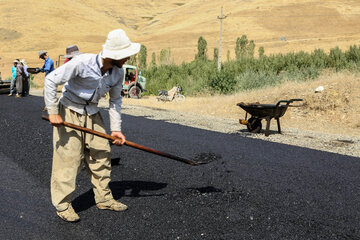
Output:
[132, 35, 360, 96]
[29, 74, 38, 88]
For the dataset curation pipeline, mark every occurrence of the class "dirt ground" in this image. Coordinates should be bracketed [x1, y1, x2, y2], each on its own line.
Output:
[122, 71, 360, 137]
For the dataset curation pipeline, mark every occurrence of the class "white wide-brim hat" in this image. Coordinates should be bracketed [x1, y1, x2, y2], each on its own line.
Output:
[101, 29, 140, 60]
[63, 45, 82, 59]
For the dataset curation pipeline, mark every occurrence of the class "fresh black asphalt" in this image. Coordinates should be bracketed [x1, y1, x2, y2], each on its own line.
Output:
[0, 94, 359, 240]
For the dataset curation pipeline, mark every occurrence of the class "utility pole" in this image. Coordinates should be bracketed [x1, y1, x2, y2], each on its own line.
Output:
[217, 6, 228, 71]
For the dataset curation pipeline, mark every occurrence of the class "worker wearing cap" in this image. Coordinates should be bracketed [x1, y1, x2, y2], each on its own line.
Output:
[44, 29, 140, 222]
[8, 59, 18, 96]
[39, 50, 54, 76]
[39, 50, 54, 110]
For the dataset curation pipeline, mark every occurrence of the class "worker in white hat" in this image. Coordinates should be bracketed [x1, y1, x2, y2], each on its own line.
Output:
[20, 59, 30, 96]
[63, 45, 82, 64]
[44, 29, 140, 222]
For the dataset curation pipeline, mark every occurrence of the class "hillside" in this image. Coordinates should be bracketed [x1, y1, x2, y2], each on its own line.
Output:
[1, 0, 360, 83]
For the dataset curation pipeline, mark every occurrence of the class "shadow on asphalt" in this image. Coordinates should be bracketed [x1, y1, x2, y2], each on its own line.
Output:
[73, 180, 168, 213]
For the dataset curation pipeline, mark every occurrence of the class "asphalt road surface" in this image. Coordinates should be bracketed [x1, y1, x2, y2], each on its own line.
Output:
[0, 94, 359, 240]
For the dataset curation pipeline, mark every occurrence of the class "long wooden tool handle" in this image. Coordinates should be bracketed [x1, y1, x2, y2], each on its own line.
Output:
[42, 115, 198, 166]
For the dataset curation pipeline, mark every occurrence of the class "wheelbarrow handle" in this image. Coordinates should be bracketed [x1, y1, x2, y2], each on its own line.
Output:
[275, 100, 291, 107]
[276, 99, 303, 107]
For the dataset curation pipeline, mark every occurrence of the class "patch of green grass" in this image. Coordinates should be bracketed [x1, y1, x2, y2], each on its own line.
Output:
[29, 74, 38, 88]
[141, 16, 154, 21]
[0, 28, 21, 41]
[130, 25, 138, 30]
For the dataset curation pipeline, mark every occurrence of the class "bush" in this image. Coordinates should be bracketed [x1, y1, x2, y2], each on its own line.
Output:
[29, 74, 38, 88]
[210, 69, 236, 94]
[235, 71, 281, 91]
[142, 43, 360, 96]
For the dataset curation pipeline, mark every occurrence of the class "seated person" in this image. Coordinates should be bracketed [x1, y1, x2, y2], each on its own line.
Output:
[167, 86, 178, 100]
[125, 70, 135, 82]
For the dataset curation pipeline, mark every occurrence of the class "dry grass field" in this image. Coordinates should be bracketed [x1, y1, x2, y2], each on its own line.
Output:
[0, 0, 359, 136]
[1, 0, 360, 78]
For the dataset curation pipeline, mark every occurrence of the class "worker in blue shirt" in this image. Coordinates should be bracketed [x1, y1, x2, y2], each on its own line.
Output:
[39, 50, 54, 110]
[39, 50, 54, 75]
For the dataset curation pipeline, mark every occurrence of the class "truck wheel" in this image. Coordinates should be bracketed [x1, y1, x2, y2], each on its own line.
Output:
[129, 86, 141, 99]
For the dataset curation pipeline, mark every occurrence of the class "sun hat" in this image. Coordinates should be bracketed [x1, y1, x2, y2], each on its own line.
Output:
[63, 45, 82, 59]
[101, 29, 140, 60]
[20, 59, 27, 65]
[13, 59, 19, 63]
[38, 50, 47, 58]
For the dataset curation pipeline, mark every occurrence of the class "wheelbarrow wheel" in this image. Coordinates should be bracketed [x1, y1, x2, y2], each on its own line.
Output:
[247, 117, 262, 133]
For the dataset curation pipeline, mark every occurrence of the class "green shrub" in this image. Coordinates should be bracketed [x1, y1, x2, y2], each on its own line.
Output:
[328, 46, 347, 71]
[141, 43, 360, 96]
[210, 69, 236, 93]
[235, 71, 281, 91]
[29, 74, 38, 88]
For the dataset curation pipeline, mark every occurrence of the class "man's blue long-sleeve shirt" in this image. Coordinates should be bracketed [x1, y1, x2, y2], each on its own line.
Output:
[42, 57, 54, 76]
[12, 66, 16, 79]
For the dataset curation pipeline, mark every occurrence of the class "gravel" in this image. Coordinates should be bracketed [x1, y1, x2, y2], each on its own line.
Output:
[118, 103, 360, 158]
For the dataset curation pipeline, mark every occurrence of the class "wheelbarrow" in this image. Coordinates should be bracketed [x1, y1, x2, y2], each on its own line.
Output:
[237, 99, 303, 136]
[27, 67, 42, 74]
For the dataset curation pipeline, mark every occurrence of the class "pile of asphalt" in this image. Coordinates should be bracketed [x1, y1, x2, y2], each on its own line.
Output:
[0, 94, 359, 240]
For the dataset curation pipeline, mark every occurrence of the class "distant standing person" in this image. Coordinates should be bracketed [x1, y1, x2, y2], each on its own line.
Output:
[8, 59, 18, 96]
[63, 45, 82, 64]
[15, 59, 25, 98]
[21, 59, 29, 96]
[39, 50, 54, 110]
[39, 50, 54, 76]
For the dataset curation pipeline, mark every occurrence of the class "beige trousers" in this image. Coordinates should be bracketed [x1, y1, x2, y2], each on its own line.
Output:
[51, 104, 113, 211]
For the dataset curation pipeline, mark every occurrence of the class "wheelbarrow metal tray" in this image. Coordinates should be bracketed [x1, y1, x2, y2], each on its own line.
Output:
[237, 103, 289, 119]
